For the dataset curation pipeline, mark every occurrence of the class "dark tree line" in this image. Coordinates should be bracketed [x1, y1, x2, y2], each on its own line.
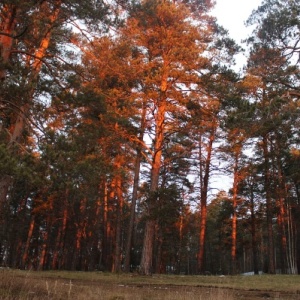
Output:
[0, 0, 300, 275]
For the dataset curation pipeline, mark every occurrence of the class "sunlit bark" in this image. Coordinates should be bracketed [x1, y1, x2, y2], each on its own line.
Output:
[0, 4, 18, 80]
[21, 216, 35, 269]
[140, 89, 167, 275]
[262, 134, 276, 274]
[197, 126, 215, 274]
[124, 102, 146, 272]
[72, 197, 87, 270]
[112, 157, 124, 273]
[0, 1, 62, 209]
[249, 176, 259, 275]
[231, 155, 238, 274]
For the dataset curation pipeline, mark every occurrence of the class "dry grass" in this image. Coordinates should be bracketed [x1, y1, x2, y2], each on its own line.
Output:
[1, 268, 299, 299]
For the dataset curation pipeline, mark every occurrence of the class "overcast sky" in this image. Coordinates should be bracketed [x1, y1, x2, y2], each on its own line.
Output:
[211, 0, 263, 70]
[211, 0, 263, 44]
[206, 1, 263, 192]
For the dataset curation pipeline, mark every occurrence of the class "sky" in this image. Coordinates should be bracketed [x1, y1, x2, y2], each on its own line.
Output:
[211, 0, 263, 69]
[207, 1, 263, 193]
[211, 0, 263, 43]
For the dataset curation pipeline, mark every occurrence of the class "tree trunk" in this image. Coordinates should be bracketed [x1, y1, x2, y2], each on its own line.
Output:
[0, 3, 18, 216]
[140, 77, 167, 275]
[112, 158, 124, 273]
[276, 196, 287, 273]
[0, 4, 18, 80]
[286, 201, 297, 274]
[0, 0, 62, 210]
[177, 208, 184, 273]
[52, 193, 68, 269]
[72, 197, 87, 270]
[0, 175, 12, 207]
[154, 223, 163, 274]
[102, 179, 113, 271]
[274, 137, 288, 274]
[21, 216, 35, 269]
[140, 219, 156, 275]
[262, 135, 276, 274]
[231, 153, 240, 275]
[38, 196, 55, 270]
[38, 229, 49, 271]
[249, 179, 259, 275]
[124, 152, 141, 272]
[88, 191, 102, 271]
[198, 126, 215, 274]
[124, 101, 146, 272]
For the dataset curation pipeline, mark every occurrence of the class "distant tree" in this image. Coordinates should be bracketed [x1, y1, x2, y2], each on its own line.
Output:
[205, 191, 232, 274]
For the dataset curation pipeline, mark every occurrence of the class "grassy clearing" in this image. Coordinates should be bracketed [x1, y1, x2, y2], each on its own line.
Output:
[0, 269, 299, 299]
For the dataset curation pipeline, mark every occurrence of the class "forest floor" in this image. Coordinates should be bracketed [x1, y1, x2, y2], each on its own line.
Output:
[1, 268, 300, 299]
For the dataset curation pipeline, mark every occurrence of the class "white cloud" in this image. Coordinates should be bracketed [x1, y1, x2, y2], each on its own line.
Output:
[211, 0, 263, 70]
[211, 0, 263, 44]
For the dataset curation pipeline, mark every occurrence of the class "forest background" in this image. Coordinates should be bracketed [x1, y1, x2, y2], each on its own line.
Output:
[0, 0, 299, 276]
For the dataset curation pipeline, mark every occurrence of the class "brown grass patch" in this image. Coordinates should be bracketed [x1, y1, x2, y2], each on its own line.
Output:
[1, 269, 299, 299]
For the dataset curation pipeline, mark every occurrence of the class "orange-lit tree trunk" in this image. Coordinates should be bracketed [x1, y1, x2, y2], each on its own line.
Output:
[112, 157, 124, 273]
[38, 195, 55, 270]
[154, 223, 163, 274]
[9, 0, 62, 145]
[124, 101, 146, 272]
[276, 193, 287, 273]
[72, 197, 87, 270]
[0, 0, 18, 199]
[123, 149, 142, 272]
[21, 215, 35, 269]
[249, 174, 259, 275]
[38, 228, 49, 271]
[0, 1, 62, 209]
[0, 4, 18, 80]
[140, 62, 169, 275]
[121, 0, 214, 275]
[286, 200, 297, 274]
[88, 190, 103, 271]
[274, 137, 288, 273]
[177, 204, 185, 273]
[140, 93, 166, 275]
[230, 130, 245, 275]
[101, 179, 112, 270]
[262, 134, 276, 274]
[198, 125, 216, 274]
[231, 153, 239, 275]
[52, 196, 68, 270]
